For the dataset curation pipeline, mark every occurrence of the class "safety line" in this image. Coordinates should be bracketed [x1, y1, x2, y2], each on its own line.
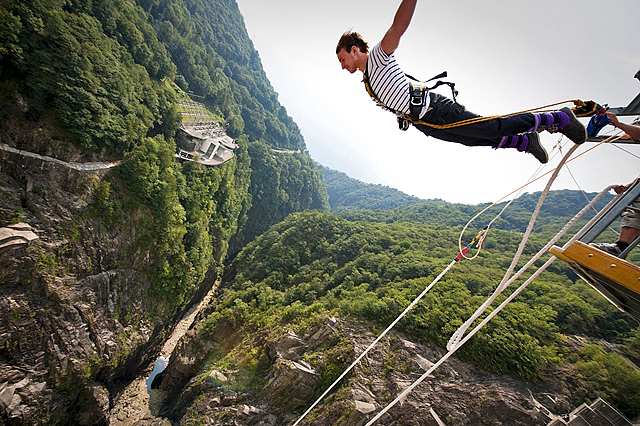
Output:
[448, 143, 578, 350]
[290, 234, 482, 426]
[365, 133, 625, 424]
[457, 132, 623, 258]
[409, 100, 585, 129]
[295, 133, 623, 425]
[364, 182, 616, 426]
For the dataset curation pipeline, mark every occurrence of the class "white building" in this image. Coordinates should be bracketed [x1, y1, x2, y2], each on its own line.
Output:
[176, 121, 238, 166]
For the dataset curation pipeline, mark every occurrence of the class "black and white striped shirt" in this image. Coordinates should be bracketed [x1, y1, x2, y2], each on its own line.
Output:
[366, 42, 429, 118]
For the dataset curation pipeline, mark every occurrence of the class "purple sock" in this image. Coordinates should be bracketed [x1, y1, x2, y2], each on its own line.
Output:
[528, 114, 541, 133]
[518, 135, 529, 152]
[556, 111, 570, 128]
[497, 135, 526, 151]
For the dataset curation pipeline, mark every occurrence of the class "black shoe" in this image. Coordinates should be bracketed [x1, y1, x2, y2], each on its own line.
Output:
[525, 132, 548, 164]
[558, 107, 587, 144]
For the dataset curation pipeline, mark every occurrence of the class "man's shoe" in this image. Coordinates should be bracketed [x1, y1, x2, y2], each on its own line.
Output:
[558, 107, 587, 145]
[525, 132, 548, 164]
[590, 242, 622, 257]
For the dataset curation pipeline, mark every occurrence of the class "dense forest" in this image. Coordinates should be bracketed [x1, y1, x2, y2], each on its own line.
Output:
[323, 166, 424, 211]
[204, 210, 640, 418]
[0, 0, 328, 305]
[1, 0, 639, 423]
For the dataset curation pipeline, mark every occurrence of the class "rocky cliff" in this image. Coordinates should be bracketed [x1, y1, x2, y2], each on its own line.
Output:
[153, 310, 573, 426]
[0, 140, 201, 425]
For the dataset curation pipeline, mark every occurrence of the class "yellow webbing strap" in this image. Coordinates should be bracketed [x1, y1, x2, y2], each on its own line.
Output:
[361, 75, 587, 130]
[410, 99, 587, 129]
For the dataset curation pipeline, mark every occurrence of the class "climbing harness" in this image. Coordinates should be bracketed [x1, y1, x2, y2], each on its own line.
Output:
[365, 71, 592, 133]
[407, 71, 458, 122]
[362, 63, 599, 133]
[362, 70, 458, 131]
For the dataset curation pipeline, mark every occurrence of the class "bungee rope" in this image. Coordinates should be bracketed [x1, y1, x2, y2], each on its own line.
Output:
[448, 142, 579, 351]
[365, 155, 619, 426]
[362, 73, 593, 130]
[457, 131, 625, 260]
[408, 99, 588, 130]
[450, 131, 626, 347]
[290, 229, 485, 426]
[293, 131, 626, 426]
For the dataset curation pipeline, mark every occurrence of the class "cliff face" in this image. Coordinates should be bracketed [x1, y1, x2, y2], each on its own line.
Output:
[0, 144, 190, 424]
[154, 312, 569, 426]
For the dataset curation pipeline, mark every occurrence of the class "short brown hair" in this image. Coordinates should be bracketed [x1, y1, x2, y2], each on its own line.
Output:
[336, 31, 369, 55]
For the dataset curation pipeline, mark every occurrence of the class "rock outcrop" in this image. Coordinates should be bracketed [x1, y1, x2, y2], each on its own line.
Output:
[155, 314, 565, 426]
[0, 148, 189, 424]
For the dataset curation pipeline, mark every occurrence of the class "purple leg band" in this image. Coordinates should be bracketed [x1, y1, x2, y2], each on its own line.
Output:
[518, 135, 528, 152]
[497, 135, 524, 150]
[529, 114, 541, 133]
[557, 111, 570, 128]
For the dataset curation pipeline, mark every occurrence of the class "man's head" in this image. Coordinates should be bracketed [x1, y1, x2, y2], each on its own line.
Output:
[336, 31, 369, 55]
[336, 31, 369, 74]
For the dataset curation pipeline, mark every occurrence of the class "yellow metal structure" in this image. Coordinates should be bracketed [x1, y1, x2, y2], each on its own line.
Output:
[550, 241, 640, 322]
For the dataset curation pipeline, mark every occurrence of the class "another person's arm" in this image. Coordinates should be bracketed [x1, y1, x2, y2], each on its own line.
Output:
[607, 112, 640, 141]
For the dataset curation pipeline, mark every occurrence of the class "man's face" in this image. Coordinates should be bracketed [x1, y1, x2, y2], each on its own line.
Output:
[337, 46, 359, 74]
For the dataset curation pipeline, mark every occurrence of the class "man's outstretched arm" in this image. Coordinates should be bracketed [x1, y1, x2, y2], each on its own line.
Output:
[380, 0, 418, 55]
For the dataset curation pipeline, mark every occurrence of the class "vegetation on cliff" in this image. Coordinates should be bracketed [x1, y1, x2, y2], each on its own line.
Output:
[0, 0, 326, 423]
[0, 0, 328, 306]
[202, 210, 640, 417]
[2, 0, 639, 423]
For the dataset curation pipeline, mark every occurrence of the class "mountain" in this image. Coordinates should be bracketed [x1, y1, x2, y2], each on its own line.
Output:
[1, 0, 639, 425]
[0, 0, 326, 423]
[322, 166, 424, 211]
[155, 210, 640, 424]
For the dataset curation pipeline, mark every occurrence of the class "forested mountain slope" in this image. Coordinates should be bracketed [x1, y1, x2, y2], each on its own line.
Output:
[323, 166, 616, 234]
[157, 210, 640, 424]
[0, 0, 325, 423]
[1, 0, 638, 424]
[323, 166, 424, 211]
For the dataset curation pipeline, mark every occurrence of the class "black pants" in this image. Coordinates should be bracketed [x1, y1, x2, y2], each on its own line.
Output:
[413, 93, 536, 147]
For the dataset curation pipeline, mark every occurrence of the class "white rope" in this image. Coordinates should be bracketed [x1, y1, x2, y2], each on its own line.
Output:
[295, 135, 623, 425]
[291, 253, 465, 426]
[364, 181, 617, 426]
[447, 144, 578, 350]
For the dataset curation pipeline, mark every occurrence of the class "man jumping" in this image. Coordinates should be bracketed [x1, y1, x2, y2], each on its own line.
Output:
[336, 0, 587, 164]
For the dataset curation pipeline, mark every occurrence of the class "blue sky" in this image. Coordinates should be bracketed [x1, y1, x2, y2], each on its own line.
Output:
[235, 0, 640, 204]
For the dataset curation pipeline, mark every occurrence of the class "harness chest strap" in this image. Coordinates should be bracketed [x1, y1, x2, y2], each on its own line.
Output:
[362, 72, 429, 130]
[362, 71, 456, 130]
[409, 80, 428, 122]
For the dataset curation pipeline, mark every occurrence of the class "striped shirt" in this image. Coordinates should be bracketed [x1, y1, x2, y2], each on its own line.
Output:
[365, 42, 429, 118]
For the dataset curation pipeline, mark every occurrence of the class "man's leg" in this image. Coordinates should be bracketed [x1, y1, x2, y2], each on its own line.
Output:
[416, 93, 536, 146]
[618, 199, 640, 249]
[416, 93, 587, 146]
[414, 93, 547, 162]
[592, 198, 640, 256]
